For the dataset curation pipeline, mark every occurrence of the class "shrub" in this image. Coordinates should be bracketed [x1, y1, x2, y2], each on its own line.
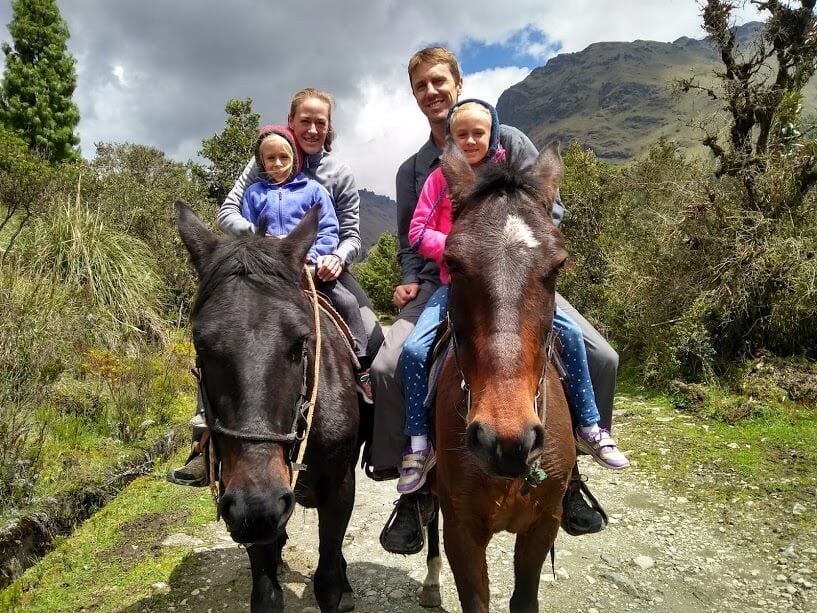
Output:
[14, 187, 168, 348]
[354, 232, 400, 316]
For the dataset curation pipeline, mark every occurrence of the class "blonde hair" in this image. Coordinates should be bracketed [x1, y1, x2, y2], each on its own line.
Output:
[288, 87, 336, 152]
[407, 47, 462, 87]
[449, 101, 492, 129]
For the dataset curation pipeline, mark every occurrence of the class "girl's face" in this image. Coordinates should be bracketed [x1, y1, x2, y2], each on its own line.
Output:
[259, 135, 294, 184]
[450, 108, 492, 165]
[288, 97, 330, 155]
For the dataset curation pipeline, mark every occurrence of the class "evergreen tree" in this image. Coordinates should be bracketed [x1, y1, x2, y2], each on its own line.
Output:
[0, 0, 80, 163]
[198, 98, 260, 203]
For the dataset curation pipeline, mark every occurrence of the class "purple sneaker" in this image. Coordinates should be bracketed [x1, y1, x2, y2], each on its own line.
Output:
[396, 444, 436, 494]
[575, 427, 629, 470]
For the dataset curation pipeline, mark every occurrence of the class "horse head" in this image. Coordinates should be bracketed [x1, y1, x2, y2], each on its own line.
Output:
[175, 202, 320, 544]
[441, 141, 568, 479]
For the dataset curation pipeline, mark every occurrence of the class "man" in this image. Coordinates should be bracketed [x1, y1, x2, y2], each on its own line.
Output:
[370, 46, 617, 554]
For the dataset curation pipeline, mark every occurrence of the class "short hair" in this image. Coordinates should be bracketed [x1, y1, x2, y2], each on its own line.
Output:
[407, 47, 462, 87]
[288, 87, 335, 152]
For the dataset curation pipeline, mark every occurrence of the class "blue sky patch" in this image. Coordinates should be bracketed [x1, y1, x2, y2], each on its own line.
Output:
[458, 26, 561, 73]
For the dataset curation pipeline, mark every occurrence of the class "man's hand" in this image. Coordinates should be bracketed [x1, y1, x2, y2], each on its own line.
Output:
[393, 282, 420, 310]
[316, 254, 343, 282]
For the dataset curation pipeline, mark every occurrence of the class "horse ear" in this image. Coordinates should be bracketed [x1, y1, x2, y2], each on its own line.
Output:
[175, 200, 219, 276]
[531, 140, 564, 195]
[280, 204, 319, 268]
[440, 139, 475, 214]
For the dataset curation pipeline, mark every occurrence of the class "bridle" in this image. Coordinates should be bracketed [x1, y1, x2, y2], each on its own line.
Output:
[195, 264, 322, 515]
[445, 282, 555, 494]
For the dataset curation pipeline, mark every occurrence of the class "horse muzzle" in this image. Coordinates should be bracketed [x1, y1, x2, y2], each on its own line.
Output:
[465, 419, 546, 479]
[219, 485, 295, 544]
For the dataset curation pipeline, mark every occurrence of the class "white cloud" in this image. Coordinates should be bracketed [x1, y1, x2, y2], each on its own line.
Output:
[0, 0, 768, 199]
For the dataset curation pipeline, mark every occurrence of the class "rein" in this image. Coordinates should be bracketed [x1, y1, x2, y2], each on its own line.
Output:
[198, 264, 322, 514]
[446, 305, 555, 495]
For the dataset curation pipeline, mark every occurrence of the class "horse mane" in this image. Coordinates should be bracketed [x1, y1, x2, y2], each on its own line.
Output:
[193, 235, 302, 315]
[453, 157, 554, 221]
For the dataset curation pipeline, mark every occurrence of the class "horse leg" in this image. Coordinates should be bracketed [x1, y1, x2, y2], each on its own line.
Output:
[440, 501, 491, 613]
[508, 518, 560, 613]
[314, 469, 355, 612]
[339, 553, 354, 612]
[419, 496, 442, 608]
[247, 542, 285, 612]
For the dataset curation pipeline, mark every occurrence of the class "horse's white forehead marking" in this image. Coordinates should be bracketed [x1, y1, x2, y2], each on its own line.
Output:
[502, 214, 539, 249]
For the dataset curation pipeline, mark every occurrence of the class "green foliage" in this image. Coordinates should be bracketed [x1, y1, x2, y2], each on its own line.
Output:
[0, 0, 80, 162]
[87, 142, 211, 314]
[0, 261, 77, 510]
[14, 187, 168, 348]
[0, 125, 55, 255]
[353, 232, 400, 315]
[197, 98, 259, 203]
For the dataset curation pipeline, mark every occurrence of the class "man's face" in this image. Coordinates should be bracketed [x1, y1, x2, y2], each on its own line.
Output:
[410, 61, 462, 125]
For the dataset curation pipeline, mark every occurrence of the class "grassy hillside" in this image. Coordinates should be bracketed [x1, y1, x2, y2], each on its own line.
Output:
[498, 22, 817, 162]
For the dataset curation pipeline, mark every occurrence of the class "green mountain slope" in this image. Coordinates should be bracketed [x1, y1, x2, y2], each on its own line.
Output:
[497, 22, 817, 161]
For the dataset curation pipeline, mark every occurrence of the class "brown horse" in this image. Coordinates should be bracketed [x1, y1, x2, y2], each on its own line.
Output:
[430, 141, 576, 612]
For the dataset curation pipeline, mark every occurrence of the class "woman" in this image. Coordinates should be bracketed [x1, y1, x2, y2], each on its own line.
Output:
[167, 88, 383, 487]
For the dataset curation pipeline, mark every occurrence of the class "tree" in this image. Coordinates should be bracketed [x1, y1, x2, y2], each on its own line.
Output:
[197, 98, 259, 203]
[0, 0, 80, 163]
[679, 0, 817, 206]
[353, 232, 401, 315]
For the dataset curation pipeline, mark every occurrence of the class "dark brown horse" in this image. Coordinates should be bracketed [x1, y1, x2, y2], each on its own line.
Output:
[430, 142, 576, 612]
[175, 202, 364, 613]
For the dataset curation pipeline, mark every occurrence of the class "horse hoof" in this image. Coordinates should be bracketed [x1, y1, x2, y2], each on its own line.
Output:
[339, 591, 355, 612]
[419, 586, 442, 608]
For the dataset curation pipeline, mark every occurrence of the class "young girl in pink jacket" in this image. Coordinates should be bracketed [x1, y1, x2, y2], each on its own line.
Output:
[396, 99, 628, 495]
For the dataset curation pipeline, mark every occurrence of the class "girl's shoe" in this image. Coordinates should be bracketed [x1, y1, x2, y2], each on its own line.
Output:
[397, 444, 436, 494]
[575, 427, 630, 470]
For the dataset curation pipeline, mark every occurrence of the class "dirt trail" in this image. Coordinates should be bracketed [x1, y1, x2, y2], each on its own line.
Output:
[125, 434, 815, 612]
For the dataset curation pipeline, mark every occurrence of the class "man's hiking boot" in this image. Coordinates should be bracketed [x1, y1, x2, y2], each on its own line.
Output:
[166, 453, 209, 487]
[561, 478, 608, 536]
[379, 491, 436, 555]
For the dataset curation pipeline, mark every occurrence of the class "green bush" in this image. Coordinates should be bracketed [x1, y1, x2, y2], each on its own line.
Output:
[354, 232, 400, 316]
[0, 262, 78, 510]
[14, 189, 168, 348]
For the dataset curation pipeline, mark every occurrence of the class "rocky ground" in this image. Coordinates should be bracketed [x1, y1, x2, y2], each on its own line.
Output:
[126, 440, 815, 612]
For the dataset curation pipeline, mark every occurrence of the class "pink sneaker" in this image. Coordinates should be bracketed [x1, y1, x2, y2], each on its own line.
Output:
[396, 444, 436, 494]
[575, 427, 629, 470]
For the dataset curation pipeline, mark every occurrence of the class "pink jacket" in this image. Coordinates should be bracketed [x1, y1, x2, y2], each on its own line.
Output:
[408, 149, 505, 285]
[408, 166, 452, 283]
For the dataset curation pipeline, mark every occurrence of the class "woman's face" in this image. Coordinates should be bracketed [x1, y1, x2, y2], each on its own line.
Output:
[450, 108, 492, 165]
[288, 97, 330, 155]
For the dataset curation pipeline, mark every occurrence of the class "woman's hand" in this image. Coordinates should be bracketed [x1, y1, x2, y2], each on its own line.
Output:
[315, 254, 343, 282]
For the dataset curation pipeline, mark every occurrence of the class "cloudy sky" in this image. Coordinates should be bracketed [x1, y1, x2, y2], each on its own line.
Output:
[0, 0, 763, 198]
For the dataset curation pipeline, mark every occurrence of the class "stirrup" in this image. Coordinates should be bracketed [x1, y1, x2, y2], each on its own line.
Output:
[567, 476, 609, 530]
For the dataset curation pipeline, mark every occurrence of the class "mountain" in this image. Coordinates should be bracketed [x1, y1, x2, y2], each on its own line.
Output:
[497, 22, 817, 162]
[358, 188, 396, 257]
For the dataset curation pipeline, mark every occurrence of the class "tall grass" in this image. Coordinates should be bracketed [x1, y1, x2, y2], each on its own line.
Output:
[14, 181, 167, 348]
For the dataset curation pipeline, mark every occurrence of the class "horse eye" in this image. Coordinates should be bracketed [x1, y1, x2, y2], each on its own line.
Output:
[290, 338, 306, 362]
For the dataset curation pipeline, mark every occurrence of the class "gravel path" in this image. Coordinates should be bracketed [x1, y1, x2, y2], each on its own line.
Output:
[138, 452, 815, 613]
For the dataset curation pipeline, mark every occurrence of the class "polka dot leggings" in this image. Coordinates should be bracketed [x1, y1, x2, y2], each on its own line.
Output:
[400, 285, 449, 436]
[554, 306, 601, 427]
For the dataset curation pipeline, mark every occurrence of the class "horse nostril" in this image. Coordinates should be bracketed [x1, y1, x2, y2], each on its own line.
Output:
[527, 424, 546, 463]
[466, 421, 496, 454]
[275, 490, 294, 521]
